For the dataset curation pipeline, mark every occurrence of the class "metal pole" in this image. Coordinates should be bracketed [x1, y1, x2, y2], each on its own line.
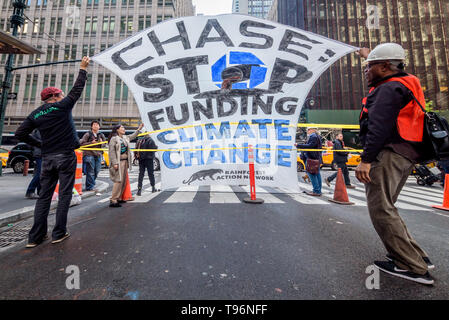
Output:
[11, 59, 82, 71]
[0, 0, 26, 176]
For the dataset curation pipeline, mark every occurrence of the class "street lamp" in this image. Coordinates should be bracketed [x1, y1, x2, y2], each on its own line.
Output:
[0, 1, 81, 176]
[0, 0, 27, 176]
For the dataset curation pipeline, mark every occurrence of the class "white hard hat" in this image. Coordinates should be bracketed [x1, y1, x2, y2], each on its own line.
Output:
[366, 43, 406, 63]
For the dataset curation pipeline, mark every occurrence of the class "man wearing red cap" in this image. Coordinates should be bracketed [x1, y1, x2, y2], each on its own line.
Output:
[15, 57, 90, 248]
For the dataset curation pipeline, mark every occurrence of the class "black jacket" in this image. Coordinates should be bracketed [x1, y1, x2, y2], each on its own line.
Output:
[359, 72, 423, 163]
[15, 69, 87, 155]
[31, 129, 42, 159]
[333, 139, 347, 163]
[297, 132, 323, 163]
[137, 136, 158, 160]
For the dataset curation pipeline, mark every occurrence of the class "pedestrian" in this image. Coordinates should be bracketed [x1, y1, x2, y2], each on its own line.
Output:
[108, 123, 143, 207]
[135, 133, 160, 196]
[437, 159, 449, 187]
[356, 43, 434, 285]
[80, 120, 106, 195]
[296, 127, 323, 196]
[15, 56, 90, 248]
[325, 133, 355, 189]
[25, 129, 42, 199]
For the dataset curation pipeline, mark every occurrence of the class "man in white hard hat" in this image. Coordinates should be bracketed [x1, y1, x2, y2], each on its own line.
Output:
[356, 43, 434, 285]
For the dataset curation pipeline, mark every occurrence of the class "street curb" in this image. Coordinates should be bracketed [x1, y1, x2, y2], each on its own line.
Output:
[0, 180, 110, 228]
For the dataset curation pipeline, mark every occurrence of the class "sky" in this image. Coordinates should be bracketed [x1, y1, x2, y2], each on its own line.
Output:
[192, 0, 233, 15]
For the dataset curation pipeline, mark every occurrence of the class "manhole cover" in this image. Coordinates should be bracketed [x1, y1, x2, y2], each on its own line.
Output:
[0, 226, 30, 248]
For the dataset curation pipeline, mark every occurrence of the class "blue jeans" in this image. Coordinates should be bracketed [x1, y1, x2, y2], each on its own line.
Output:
[84, 155, 101, 191]
[307, 169, 322, 194]
[26, 158, 42, 195]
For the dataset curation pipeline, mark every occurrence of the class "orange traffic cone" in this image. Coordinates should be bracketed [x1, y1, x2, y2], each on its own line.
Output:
[52, 183, 59, 201]
[328, 168, 354, 205]
[120, 172, 134, 201]
[432, 174, 449, 211]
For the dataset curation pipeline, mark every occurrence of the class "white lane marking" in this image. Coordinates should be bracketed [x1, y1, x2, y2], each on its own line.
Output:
[288, 192, 331, 205]
[210, 186, 241, 203]
[402, 185, 444, 198]
[300, 182, 367, 206]
[164, 187, 198, 203]
[240, 186, 285, 203]
[399, 190, 443, 202]
[134, 183, 162, 203]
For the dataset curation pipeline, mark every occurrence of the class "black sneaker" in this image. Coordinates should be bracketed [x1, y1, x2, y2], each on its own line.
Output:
[152, 186, 160, 193]
[324, 178, 331, 187]
[25, 192, 39, 199]
[374, 260, 434, 285]
[137, 189, 142, 196]
[109, 201, 122, 207]
[386, 253, 435, 270]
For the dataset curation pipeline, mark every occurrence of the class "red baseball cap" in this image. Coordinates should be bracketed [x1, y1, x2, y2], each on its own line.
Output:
[40, 87, 63, 101]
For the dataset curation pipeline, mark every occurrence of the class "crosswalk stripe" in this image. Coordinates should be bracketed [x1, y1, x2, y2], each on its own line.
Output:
[299, 181, 432, 211]
[210, 185, 241, 203]
[298, 181, 366, 206]
[134, 183, 162, 203]
[240, 186, 285, 203]
[340, 184, 431, 211]
[399, 190, 443, 202]
[287, 192, 330, 205]
[402, 185, 444, 198]
[164, 186, 198, 203]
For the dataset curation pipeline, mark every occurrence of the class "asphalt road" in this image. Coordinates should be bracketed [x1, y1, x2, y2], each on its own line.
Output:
[0, 170, 448, 300]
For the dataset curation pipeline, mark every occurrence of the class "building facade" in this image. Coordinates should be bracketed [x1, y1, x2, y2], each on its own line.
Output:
[233, 0, 273, 19]
[268, 0, 449, 123]
[0, 0, 195, 132]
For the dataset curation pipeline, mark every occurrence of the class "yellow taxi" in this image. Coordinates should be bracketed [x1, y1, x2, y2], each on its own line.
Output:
[102, 151, 110, 167]
[296, 147, 361, 171]
[0, 147, 9, 167]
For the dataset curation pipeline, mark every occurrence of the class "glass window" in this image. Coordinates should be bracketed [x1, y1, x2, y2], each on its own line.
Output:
[56, 17, 62, 34]
[104, 74, 111, 100]
[115, 78, 121, 101]
[85, 74, 92, 101]
[24, 75, 31, 102]
[30, 75, 38, 102]
[109, 16, 115, 32]
[85, 16, 91, 33]
[96, 74, 103, 101]
[71, 45, 77, 59]
[50, 17, 56, 35]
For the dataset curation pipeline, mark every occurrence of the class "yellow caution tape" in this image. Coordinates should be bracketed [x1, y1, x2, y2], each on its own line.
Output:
[78, 146, 363, 153]
[79, 123, 361, 151]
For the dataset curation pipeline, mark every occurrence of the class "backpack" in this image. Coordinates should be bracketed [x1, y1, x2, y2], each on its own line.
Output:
[135, 138, 144, 160]
[410, 92, 449, 161]
[88, 131, 106, 143]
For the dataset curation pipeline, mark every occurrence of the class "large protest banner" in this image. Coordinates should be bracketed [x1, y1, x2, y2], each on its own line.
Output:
[92, 14, 357, 191]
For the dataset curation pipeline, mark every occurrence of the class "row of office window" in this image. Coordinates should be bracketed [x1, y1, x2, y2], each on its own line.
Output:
[3, 14, 172, 37]
[10, 72, 130, 104]
[8, 0, 173, 9]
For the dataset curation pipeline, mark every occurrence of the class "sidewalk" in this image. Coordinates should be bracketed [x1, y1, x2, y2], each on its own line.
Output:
[0, 168, 109, 228]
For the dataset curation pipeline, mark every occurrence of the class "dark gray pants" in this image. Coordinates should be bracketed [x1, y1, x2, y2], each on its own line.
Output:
[28, 151, 76, 243]
[328, 161, 351, 185]
[138, 158, 155, 189]
[365, 149, 428, 275]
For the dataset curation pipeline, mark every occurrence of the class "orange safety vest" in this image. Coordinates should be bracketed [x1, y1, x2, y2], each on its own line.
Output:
[360, 75, 426, 143]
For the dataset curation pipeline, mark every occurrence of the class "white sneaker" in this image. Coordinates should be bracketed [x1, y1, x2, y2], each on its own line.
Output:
[96, 192, 102, 196]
